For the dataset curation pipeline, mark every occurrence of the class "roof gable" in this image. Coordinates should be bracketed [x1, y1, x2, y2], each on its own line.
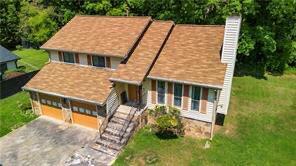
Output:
[148, 25, 226, 87]
[41, 15, 151, 58]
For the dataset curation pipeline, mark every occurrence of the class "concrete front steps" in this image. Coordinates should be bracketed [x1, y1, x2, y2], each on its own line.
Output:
[90, 105, 138, 156]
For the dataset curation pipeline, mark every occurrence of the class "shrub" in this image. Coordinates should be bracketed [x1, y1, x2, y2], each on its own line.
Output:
[148, 105, 183, 136]
[17, 100, 32, 113]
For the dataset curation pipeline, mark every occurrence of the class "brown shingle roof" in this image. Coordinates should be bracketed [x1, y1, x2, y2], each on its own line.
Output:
[148, 25, 226, 88]
[110, 21, 174, 85]
[41, 15, 151, 58]
[23, 63, 113, 104]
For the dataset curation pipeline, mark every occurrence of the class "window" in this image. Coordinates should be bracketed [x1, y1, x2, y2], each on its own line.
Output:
[174, 83, 182, 107]
[63, 52, 75, 63]
[92, 111, 97, 116]
[157, 81, 165, 104]
[79, 107, 85, 113]
[92, 56, 105, 67]
[191, 86, 201, 111]
[73, 106, 78, 112]
[46, 100, 52, 105]
[41, 99, 46, 104]
[85, 109, 91, 115]
[52, 101, 57, 107]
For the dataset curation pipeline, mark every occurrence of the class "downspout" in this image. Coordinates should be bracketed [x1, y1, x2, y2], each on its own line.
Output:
[210, 89, 221, 140]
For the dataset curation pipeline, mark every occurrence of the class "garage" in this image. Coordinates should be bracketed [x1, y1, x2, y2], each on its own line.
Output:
[71, 101, 98, 129]
[40, 94, 64, 120]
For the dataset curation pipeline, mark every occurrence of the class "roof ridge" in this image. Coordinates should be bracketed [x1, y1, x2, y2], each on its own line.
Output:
[75, 15, 152, 19]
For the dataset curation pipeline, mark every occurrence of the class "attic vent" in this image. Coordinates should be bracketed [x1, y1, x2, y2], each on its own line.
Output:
[221, 16, 241, 64]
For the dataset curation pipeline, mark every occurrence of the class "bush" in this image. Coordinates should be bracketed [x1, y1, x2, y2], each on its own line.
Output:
[17, 100, 32, 113]
[148, 105, 183, 136]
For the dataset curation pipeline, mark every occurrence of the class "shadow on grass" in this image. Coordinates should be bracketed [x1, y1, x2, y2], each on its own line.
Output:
[234, 62, 267, 79]
[155, 130, 178, 140]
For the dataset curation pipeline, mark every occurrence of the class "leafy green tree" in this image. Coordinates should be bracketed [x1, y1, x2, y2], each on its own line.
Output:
[19, 1, 57, 47]
[0, 0, 21, 48]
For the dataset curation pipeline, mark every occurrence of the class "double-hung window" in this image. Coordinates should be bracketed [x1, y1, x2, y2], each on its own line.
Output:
[174, 83, 182, 107]
[92, 56, 106, 67]
[157, 81, 165, 104]
[191, 86, 201, 111]
[63, 52, 75, 63]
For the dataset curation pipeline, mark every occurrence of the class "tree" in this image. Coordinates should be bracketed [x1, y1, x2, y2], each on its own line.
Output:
[19, 1, 57, 47]
[0, 0, 21, 48]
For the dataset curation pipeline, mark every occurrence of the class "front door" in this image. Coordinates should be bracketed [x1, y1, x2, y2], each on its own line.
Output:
[128, 84, 138, 102]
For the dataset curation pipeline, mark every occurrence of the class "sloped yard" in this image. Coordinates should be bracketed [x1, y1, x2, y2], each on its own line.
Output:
[1, 49, 48, 136]
[0, 92, 36, 137]
[114, 72, 296, 165]
[13, 48, 48, 72]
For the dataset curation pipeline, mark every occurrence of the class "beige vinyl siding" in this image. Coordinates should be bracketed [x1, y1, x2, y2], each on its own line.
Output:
[110, 57, 122, 69]
[49, 50, 59, 62]
[147, 79, 216, 122]
[79, 54, 88, 65]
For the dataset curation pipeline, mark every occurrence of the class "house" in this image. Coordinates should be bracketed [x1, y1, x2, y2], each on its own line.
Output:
[23, 15, 241, 140]
[0, 45, 20, 80]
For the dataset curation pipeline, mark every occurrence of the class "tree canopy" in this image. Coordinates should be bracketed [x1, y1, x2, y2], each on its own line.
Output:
[0, 0, 295, 73]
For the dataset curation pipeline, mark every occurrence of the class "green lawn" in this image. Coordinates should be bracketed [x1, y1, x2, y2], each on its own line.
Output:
[114, 73, 296, 165]
[13, 48, 49, 72]
[0, 92, 37, 137]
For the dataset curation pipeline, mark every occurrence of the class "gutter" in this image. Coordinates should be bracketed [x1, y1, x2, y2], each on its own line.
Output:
[147, 76, 223, 89]
[40, 47, 124, 59]
[22, 87, 105, 106]
[109, 77, 141, 86]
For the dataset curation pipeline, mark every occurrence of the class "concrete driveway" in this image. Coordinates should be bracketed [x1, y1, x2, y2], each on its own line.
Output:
[0, 117, 96, 166]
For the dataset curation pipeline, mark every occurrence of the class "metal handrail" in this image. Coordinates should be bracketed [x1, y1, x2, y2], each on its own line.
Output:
[119, 91, 147, 141]
[118, 107, 136, 141]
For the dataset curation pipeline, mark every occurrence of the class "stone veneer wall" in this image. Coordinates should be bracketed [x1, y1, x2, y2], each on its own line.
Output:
[139, 110, 212, 139]
[182, 117, 212, 138]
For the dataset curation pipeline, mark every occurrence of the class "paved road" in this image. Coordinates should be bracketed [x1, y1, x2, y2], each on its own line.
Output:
[0, 117, 96, 166]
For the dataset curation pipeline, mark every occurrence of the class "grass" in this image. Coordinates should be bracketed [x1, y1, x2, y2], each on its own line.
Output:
[13, 48, 49, 72]
[114, 72, 296, 165]
[0, 92, 37, 137]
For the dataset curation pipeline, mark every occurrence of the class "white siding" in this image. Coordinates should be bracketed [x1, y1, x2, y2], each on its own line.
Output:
[146, 78, 216, 123]
[218, 16, 241, 115]
[79, 54, 88, 65]
[106, 88, 119, 115]
[181, 88, 215, 122]
[6, 61, 16, 70]
[142, 79, 150, 106]
[110, 57, 122, 69]
[49, 50, 59, 62]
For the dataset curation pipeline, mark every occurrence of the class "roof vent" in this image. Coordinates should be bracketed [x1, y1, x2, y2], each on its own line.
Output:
[221, 16, 241, 64]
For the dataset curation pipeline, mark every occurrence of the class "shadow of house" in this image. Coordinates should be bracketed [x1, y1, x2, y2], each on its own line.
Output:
[0, 70, 38, 99]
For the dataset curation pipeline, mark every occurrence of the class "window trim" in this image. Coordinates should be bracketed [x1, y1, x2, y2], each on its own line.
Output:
[91, 55, 106, 68]
[190, 86, 202, 112]
[173, 83, 183, 108]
